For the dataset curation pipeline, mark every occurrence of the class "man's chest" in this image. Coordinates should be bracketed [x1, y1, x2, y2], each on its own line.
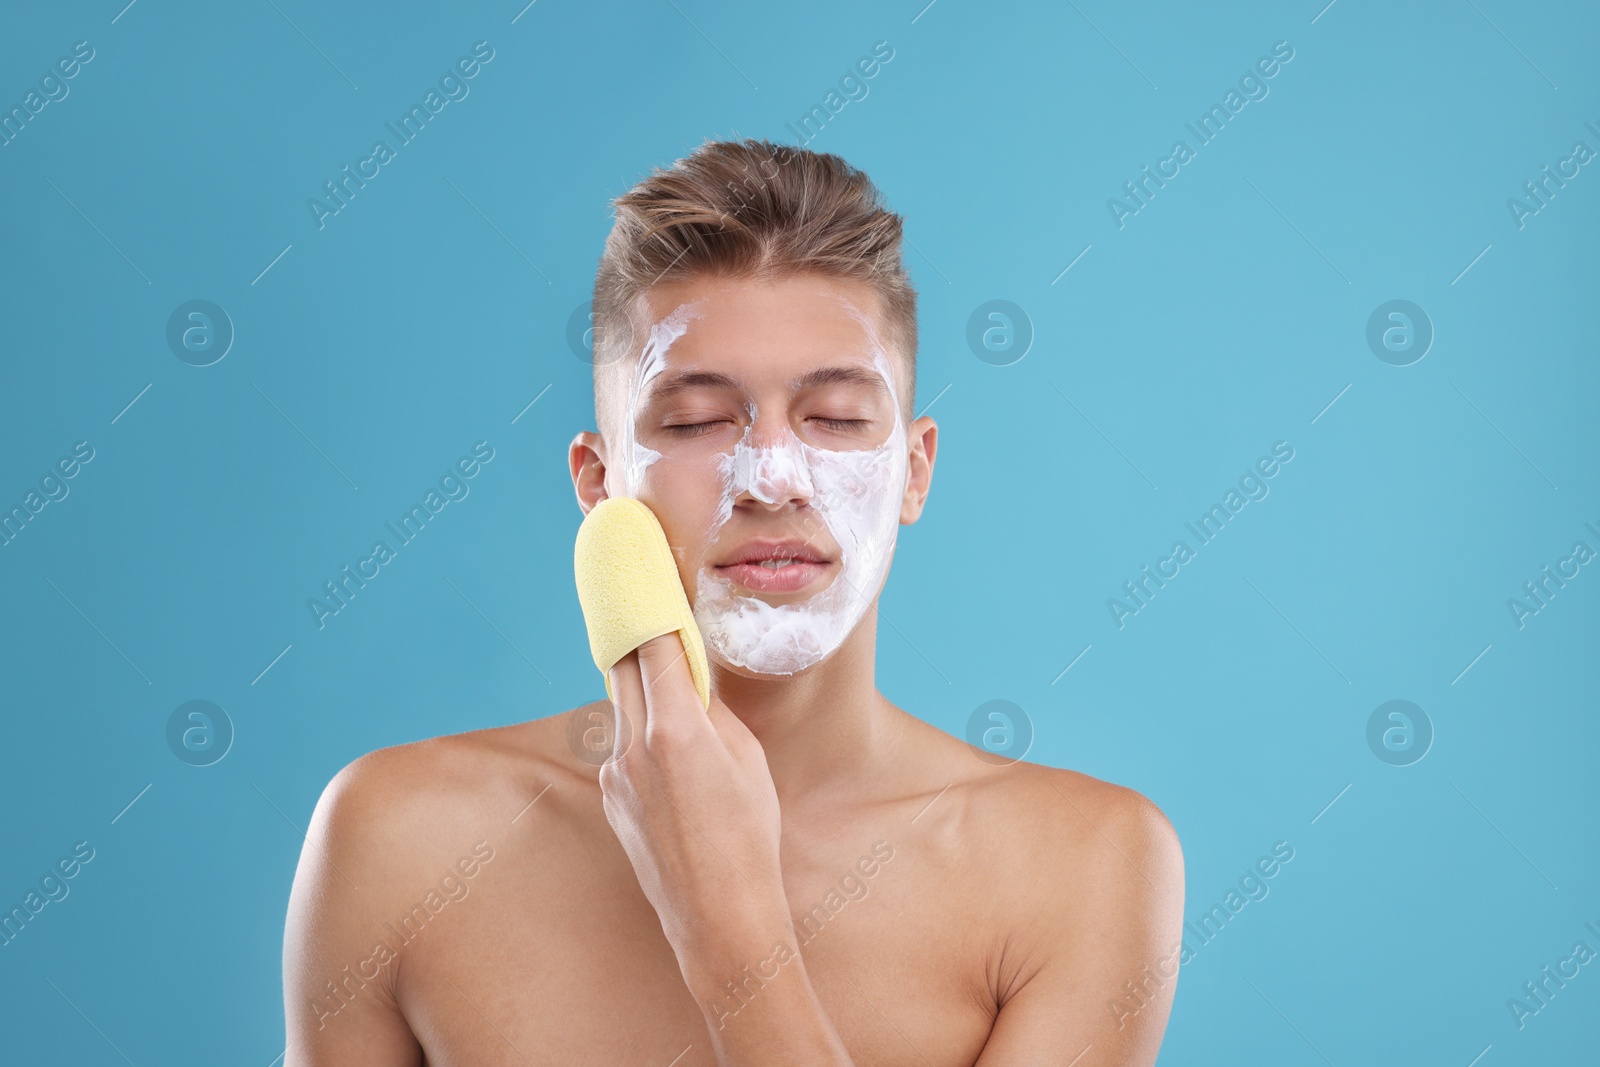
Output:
[392, 818, 999, 1065]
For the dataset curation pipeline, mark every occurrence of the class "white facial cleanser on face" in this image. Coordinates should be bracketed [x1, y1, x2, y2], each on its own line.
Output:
[695, 302, 908, 675]
[622, 293, 910, 677]
[619, 301, 701, 497]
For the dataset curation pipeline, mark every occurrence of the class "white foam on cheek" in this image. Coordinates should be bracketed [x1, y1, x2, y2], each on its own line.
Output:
[619, 302, 701, 497]
[693, 325, 909, 676]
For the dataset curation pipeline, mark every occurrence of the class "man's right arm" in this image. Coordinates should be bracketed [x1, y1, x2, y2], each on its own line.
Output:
[283, 752, 423, 1066]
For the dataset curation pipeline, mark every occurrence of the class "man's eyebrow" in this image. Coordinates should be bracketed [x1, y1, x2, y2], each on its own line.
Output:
[646, 370, 745, 403]
[645, 364, 888, 402]
[788, 364, 889, 395]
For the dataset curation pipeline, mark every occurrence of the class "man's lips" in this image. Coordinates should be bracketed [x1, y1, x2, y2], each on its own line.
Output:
[714, 540, 832, 594]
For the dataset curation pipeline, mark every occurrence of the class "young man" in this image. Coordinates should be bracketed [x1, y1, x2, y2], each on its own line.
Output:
[283, 139, 1184, 1066]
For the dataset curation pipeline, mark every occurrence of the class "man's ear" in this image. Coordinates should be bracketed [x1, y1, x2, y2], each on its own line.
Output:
[570, 431, 611, 516]
[900, 415, 938, 524]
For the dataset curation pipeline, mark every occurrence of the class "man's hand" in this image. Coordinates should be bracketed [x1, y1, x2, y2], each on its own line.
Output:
[601, 634, 856, 1064]
[601, 633, 787, 962]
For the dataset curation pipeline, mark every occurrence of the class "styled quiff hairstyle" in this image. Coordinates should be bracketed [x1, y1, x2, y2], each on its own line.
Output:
[591, 138, 918, 439]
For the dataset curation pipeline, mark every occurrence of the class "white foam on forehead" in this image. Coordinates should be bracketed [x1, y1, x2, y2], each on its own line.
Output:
[619, 299, 702, 497]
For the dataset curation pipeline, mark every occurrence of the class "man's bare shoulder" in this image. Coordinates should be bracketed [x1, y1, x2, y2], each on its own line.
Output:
[985, 761, 1178, 859]
[897, 715, 1182, 898]
[998, 764, 1176, 888]
[283, 706, 613, 1054]
[297, 710, 601, 883]
[313, 705, 600, 840]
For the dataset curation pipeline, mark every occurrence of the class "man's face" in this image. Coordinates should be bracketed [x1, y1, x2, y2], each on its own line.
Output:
[598, 273, 912, 677]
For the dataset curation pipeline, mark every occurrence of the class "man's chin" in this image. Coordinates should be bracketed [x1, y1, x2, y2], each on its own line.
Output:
[707, 650, 828, 682]
[692, 568, 873, 676]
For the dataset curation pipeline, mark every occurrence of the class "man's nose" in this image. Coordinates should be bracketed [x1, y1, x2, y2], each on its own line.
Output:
[729, 427, 813, 508]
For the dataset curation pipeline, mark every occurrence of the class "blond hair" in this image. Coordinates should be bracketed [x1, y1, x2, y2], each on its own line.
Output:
[590, 138, 917, 437]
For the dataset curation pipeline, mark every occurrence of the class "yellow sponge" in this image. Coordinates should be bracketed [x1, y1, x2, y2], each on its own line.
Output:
[574, 496, 711, 710]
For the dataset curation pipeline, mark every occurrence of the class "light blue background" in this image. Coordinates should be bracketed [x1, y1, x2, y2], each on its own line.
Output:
[1, 1, 1596, 1063]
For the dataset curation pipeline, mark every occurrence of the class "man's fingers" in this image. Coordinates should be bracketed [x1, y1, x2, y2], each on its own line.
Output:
[607, 648, 647, 749]
[608, 631, 703, 747]
[634, 630, 706, 725]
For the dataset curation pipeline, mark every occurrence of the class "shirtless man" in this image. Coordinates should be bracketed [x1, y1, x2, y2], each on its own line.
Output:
[282, 139, 1184, 1066]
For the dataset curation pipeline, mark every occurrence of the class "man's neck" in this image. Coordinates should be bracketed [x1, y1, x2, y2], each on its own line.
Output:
[709, 624, 898, 808]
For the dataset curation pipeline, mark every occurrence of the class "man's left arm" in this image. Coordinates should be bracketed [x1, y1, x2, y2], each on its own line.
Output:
[974, 783, 1186, 1067]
